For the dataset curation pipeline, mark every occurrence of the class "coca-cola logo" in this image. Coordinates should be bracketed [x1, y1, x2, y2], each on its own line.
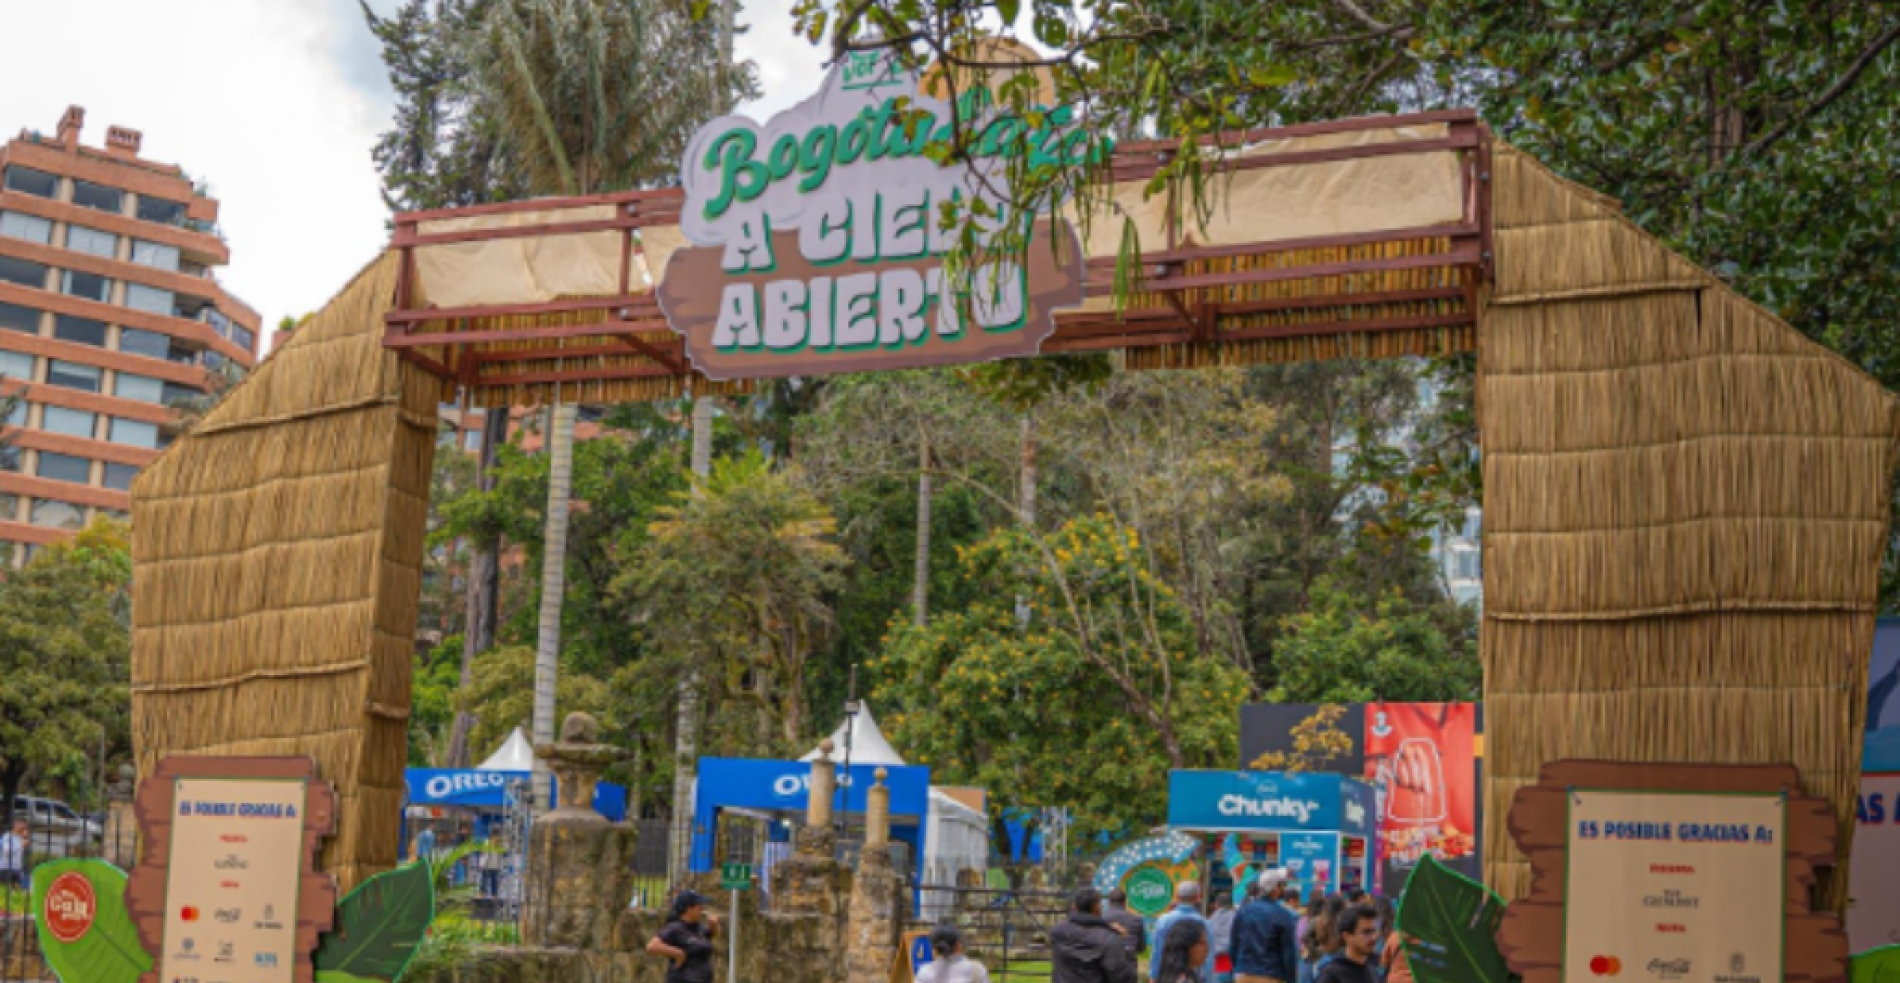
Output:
[1646, 958, 1692, 979]
[42, 872, 96, 944]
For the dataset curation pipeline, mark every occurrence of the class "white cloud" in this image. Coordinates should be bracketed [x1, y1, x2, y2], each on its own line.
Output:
[0, 0, 831, 349]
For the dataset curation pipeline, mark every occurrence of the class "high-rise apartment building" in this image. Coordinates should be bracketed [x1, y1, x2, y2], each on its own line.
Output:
[0, 106, 260, 559]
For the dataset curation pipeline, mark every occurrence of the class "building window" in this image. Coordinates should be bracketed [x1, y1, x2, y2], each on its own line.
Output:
[61, 270, 112, 303]
[117, 328, 169, 359]
[35, 452, 91, 484]
[0, 493, 16, 521]
[70, 180, 123, 214]
[64, 225, 117, 259]
[113, 372, 162, 403]
[161, 381, 204, 407]
[135, 196, 186, 226]
[463, 429, 483, 452]
[28, 498, 85, 530]
[124, 283, 174, 316]
[102, 462, 138, 491]
[0, 212, 53, 245]
[40, 405, 96, 439]
[130, 240, 180, 272]
[1450, 547, 1481, 581]
[0, 302, 40, 335]
[2, 167, 58, 199]
[4, 400, 23, 429]
[0, 256, 49, 289]
[0, 351, 36, 383]
[53, 314, 108, 347]
[108, 417, 159, 449]
[231, 324, 256, 352]
[45, 359, 100, 393]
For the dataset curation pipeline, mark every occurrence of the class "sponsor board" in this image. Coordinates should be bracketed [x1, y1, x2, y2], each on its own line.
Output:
[1563, 790, 1781, 983]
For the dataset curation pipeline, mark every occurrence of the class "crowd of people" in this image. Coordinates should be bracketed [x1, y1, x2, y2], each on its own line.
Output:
[917, 870, 1411, 983]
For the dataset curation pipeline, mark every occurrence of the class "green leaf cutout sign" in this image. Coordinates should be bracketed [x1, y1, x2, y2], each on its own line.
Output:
[30, 858, 152, 983]
[1853, 945, 1900, 983]
[312, 860, 435, 983]
[1395, 855, 1517, 983]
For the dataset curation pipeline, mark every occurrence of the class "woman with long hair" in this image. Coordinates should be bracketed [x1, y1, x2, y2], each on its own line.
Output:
[1300, 894, 1348, 983]
[1156, 919, 1211, 983]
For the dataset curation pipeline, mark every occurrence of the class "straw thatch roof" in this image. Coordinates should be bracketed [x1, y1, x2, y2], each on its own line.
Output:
[1476, 146, 1900, 912]
[130, 252, 436, 891]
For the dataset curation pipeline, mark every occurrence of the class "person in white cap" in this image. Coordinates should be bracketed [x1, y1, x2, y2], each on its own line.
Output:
[1230, 868, 1299, 983]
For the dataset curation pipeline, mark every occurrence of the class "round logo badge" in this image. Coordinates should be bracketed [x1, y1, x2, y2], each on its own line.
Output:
[43, 871, 97, 944]
[1122, 866, 1177, 918]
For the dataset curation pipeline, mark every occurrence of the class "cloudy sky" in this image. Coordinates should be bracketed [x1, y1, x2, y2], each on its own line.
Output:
[0, 0, 824, 349]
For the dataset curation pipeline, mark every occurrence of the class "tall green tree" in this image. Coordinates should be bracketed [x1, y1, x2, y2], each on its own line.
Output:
[617, 451, 849, 750]
[0, 519, 132, 824]
[455, 0, 747, 808]
[873, 514, 1251, 837]
[366, 0, 523, 768]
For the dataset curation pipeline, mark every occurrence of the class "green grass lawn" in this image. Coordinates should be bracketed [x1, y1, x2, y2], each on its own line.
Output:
[989, 959, 1052, 981]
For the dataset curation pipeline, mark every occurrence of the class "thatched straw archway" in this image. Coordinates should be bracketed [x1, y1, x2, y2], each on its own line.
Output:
[131, 115, 1900, 902]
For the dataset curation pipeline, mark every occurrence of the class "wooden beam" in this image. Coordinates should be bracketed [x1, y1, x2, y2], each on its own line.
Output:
[1083, 224, 1478, 273]
[385, 320, 673, 348]
[384, 294, 659, 325]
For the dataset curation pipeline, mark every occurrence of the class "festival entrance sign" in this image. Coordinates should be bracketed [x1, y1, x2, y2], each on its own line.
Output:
[657, 49, 1095, 380]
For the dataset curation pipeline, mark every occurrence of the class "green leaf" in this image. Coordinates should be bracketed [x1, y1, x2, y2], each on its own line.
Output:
[996, 0, 1020, 27]
[312, 861, 435, 983]
[1395, 855, 1515, 983]
[31, 858, 152, 983]
[1248, 64, 1299, 87]
[1852, 944, 1900, 983]
[316, 974, 383, 983]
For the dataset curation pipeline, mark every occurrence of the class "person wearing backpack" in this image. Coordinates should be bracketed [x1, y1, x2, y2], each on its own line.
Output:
[1313, 906, 1379, 983]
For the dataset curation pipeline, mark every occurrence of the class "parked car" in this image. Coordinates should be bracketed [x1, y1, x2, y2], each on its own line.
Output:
[10, 796, 102, 858]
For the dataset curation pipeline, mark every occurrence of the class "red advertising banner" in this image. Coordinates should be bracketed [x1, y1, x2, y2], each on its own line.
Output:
[1362, 702, 1477, 889]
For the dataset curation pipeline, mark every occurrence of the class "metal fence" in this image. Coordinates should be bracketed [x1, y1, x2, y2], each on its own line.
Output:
[2, 789, 137, 983]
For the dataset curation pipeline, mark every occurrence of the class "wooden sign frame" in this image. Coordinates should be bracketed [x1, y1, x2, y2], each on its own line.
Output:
[1496, 760, 1847, 983]
[126, 756, 337, 983]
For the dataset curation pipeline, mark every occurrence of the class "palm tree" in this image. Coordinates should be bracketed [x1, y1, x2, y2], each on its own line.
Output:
[460, 0, 736, 811]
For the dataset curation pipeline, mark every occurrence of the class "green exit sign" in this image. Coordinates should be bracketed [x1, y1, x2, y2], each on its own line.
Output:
[720, 863, 753, 890]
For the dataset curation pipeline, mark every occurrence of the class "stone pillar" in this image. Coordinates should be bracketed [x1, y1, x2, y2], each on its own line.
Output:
[844, 768, 906, 983]
[520, 713, 637, 948]
[808, 738, 836, 831]
[864, 767, 889, 855]
[759, 739, 853, 982]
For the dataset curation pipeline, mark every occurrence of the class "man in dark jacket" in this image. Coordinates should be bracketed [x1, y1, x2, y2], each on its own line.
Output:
[1051, 887, 1137, 983]
[1230, 868, 1299, 983]
[1103, 888, 1146, 957]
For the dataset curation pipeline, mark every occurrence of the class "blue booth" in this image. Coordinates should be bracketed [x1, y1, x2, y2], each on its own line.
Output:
[404, 767, 629, 819]
[692, 757, 930, 881]
[1167, 770, 1378, 897]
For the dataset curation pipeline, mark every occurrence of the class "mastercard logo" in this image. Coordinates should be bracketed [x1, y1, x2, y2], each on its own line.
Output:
[1589, 956, 1622, 976]
[179, 906, 200, 922]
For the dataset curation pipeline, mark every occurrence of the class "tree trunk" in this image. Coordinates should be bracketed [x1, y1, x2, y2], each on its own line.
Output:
[913, 432, 931, 626]
[669, 395, 715, 878]
[1015, 413, 1037, 624]
[447, 406, 509, 768]
[1018, 412, 1038, 527]
[532, 401, 577, 813]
